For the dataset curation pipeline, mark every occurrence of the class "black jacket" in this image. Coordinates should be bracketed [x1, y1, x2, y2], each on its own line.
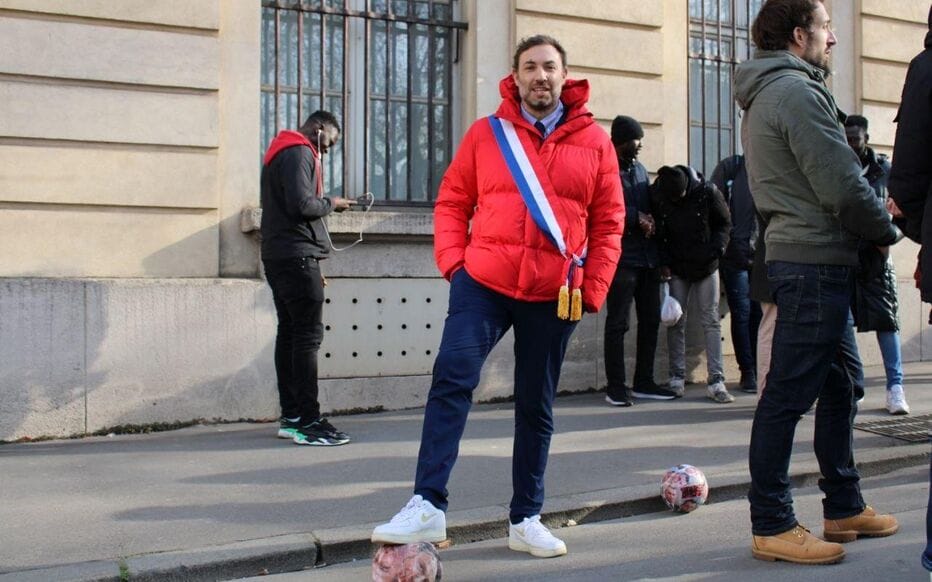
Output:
[889, 7, 932, 301]
[260, 145, 334, 260]
[711, 154, 758, 270]
[654, 166, 731, 281]
[618, 159, 659, 269]
[853, 148, 899, 332]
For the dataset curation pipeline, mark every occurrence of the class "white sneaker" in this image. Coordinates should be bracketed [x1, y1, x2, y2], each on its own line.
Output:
[707, 381, 735, 403]
[669, 377, 686, 398]
[508, 515, 567, 558]
[886, 385, 910, 415]
[371, 495, 446, 544]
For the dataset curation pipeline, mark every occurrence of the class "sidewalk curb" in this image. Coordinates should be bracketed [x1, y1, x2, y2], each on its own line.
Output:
[4, 444, 925, 582]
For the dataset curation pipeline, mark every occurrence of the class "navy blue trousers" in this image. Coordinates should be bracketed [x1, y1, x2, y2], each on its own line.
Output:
[414, 268, 578, 523]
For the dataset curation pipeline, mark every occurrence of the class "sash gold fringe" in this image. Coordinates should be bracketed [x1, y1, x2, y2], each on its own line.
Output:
[557, 285, 570, 320]
[570, 288, 582, 321]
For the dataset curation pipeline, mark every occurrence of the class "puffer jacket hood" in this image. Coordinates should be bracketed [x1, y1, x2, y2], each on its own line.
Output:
[735, 50, 827, 111]
[496, 75, 593, 130]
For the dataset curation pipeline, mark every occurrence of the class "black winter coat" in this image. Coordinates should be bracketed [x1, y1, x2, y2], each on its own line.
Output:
[653, 166, 731, 282]
[853, 149, 899, 332]
[889, 7, 932, 302]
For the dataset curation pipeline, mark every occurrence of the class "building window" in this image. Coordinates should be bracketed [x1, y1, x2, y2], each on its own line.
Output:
[688, 0, 763, 177]
[261, 0, 467, 205]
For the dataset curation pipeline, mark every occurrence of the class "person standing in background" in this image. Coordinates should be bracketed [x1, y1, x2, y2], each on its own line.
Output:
[603, 116, 677, 406]
[711, 154, 762, 394]
[844, 114, 909, 415]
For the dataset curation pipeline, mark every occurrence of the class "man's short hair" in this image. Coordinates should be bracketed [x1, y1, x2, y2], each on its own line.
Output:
[844, 114, 869, 132]
[512, 35, 567, 71]
[302, 110, 341, 134]
[751, 0, 823, 51]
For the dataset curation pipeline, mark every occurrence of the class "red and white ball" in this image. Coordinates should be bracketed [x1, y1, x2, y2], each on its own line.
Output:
[661, 464, 709, 513]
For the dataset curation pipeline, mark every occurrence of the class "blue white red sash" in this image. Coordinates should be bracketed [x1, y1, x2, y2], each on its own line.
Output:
[488, 115, 586, 320]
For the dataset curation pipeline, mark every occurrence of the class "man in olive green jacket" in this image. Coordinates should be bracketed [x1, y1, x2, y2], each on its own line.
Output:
[733, 0, 901, 566]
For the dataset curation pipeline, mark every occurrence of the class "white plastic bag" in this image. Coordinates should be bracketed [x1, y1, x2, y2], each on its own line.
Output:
[660, 281, 683, 327]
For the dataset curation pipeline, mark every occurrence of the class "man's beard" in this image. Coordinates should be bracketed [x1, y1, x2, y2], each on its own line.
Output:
[804, 46, 832, 74]
[524, 85, 557, 112]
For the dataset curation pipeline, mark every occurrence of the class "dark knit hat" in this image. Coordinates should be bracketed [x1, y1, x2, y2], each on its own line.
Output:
[654, 166, 688, 200]
[610, 115, 644, 144]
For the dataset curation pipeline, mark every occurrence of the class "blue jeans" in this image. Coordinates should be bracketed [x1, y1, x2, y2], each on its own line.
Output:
[876, 330, 904, 389]
[748, 262, 865, 535]
[721, 266, 762, 373]
[414, 269, 578, 523]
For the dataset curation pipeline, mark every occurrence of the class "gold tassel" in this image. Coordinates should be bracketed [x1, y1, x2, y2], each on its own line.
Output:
[570, 288, 582, 321]
[557, 285, 570, 320]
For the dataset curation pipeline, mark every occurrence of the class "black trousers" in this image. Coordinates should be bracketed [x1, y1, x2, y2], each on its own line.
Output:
[264, 256, 325, 422]
[603, 265, 661, 394]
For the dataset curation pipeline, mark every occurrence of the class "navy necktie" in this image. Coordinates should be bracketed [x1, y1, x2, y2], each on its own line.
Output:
[534, 121, 546, 139]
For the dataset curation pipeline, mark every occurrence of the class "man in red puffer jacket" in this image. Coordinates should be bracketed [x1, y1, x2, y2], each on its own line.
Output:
[373, 34, 623, 559]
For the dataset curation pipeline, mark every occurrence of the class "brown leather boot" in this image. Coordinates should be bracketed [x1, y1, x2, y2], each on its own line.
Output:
[751, 524, 845, 565]
[823, 506, 899, 542]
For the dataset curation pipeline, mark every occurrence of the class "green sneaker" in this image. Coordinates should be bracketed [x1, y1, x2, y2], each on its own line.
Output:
[277, 417, 302, 440]
[293, 418, 351, 446]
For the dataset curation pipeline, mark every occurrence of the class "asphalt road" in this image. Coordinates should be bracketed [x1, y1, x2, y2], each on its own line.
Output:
[238, 464, 931, 582]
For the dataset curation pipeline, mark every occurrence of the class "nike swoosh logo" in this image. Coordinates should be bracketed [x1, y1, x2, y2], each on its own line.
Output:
[420, 513, 433, 524]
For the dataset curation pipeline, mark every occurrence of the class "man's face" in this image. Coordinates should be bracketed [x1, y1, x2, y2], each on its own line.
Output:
[798, 3, 837, 72]
[615, 138, 642, 164]
[512, 44, 567, 117]
[845, 126, 868, 157]
[316, 125, 340, 155]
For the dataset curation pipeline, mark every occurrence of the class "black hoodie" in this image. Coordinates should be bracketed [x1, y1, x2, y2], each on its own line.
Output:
[653, 166, 731, 281]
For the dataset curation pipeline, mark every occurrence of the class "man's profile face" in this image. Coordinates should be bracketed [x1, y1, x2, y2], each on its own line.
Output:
[799, 3, 837, 72]
[845, 126, 868, 157]
[512, 43, 567, 117]
[316, 125, 340, 155]
[614, 138, 642, 164]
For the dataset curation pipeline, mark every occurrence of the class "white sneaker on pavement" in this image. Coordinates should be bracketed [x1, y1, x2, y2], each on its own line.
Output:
[707, 381, 735, 403]
[371, 495, 446, 544]
[508, 515, 567, 558]
[886, 384, 910, 415]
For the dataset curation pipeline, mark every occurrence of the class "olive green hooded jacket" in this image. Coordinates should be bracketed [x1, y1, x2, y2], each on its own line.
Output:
[734, 50, 900, 266]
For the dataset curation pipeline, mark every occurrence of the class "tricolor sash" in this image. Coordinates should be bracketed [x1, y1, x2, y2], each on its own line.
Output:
[488, 115, 586, 321]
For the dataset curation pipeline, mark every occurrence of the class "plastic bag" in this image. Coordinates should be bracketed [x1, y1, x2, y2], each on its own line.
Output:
[660, 282, 683, 327]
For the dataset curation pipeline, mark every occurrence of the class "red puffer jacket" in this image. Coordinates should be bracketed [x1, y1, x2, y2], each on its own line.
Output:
[434, 75, 624, 312]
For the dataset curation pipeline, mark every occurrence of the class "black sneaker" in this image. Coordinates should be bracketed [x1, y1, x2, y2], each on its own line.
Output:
[631, 382, 677, 400]
[277, 417, 303, 440]
[294, 418, 351, 446]
[739, 370, 758, 393]
[605, 387, 633, 407]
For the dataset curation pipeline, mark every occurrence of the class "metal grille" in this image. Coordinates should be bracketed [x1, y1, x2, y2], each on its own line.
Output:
[687, 0, 764, 177]
[260, 0, 467, 205]
[854, 414, 932, 444]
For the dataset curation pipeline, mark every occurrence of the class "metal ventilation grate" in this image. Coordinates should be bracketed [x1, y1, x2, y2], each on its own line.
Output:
[854, 413, 931, 443]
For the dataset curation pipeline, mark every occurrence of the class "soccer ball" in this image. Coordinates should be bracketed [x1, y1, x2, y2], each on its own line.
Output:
[661, 464, 709, 513]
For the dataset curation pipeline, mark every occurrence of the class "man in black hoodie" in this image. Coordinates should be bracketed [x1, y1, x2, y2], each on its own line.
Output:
[652, 165, 732, 404]
[260, 110, 355, 446]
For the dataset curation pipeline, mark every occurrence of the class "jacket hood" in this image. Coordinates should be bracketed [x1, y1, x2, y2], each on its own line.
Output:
[734, 50, 827, 110]
[263, 130, 318, 165]
[496, 75, 592, 122]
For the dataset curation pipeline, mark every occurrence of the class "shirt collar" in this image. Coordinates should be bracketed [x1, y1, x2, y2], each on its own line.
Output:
[520, 101, 564, 138]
